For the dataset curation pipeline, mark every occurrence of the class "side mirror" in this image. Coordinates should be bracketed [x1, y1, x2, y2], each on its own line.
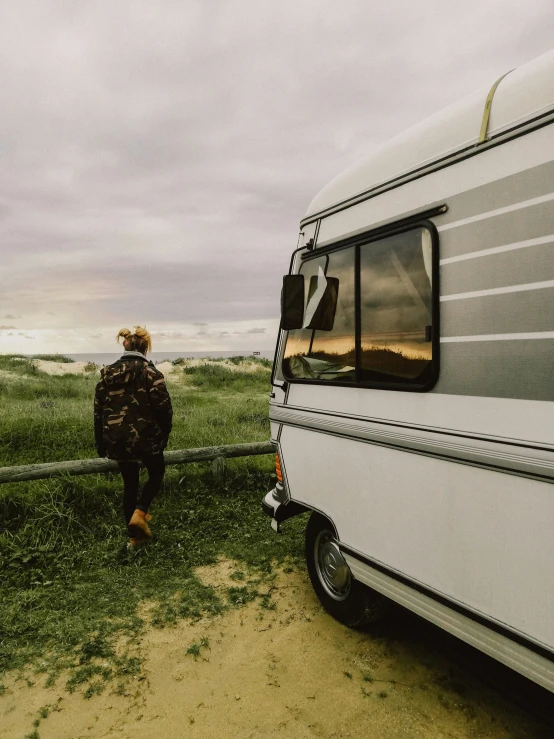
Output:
[305, 275, 339, 331]
[281, 275, 304, 329]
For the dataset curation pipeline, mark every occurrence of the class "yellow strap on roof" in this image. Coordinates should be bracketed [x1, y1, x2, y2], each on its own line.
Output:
[479, 70, 514, 143]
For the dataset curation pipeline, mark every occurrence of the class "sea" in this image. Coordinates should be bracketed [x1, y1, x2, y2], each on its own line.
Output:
[64, 350, 275, 365]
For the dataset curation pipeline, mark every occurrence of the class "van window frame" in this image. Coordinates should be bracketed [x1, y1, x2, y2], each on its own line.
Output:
[280, 218, 440, 392]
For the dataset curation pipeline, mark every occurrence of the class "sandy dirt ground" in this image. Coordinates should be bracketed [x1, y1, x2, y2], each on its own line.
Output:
[31, 360, 93, 375]
[1, 561, 548, 739]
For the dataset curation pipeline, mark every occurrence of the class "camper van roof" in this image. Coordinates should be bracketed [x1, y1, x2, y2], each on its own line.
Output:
[304, 49, 554, 222]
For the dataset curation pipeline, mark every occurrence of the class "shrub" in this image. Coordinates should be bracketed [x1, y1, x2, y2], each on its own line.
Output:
[0, 355, 37, 376]
[31, 354, 75, 363]
[182, 363, 270, 392]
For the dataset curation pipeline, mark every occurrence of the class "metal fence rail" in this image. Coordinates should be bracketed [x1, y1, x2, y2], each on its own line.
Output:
[0, 441, 275, 484]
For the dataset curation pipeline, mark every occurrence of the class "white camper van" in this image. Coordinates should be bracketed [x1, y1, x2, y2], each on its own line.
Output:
[262, 49, 554, 693]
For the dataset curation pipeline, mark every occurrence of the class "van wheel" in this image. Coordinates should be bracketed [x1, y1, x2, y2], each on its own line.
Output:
[305, 512, 389, 627]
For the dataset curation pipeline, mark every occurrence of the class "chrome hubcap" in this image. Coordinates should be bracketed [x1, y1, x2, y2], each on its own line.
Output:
[315, 530, 351, 601]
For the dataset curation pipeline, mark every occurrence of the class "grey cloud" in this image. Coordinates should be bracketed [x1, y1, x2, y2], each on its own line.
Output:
[0, 325, 17, 330]
[2, 254, 286, 329]
[157, 331, 187, 340]
[1, 2, 553, 350]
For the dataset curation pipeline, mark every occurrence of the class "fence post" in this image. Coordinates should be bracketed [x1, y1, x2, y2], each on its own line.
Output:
[211, 455, 226, 482]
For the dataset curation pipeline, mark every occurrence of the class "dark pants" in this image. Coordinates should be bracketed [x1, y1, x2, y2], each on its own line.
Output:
[117, 453, 166, 526]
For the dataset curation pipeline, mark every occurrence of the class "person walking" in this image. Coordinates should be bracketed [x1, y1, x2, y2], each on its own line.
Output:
[94, 326, 173, 548]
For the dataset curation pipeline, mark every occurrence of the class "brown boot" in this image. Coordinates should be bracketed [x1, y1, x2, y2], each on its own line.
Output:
[128, 509, 152, 541]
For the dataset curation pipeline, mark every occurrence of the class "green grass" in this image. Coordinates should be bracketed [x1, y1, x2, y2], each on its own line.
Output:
[0, 358, 272, 465]
[0, 354, 306, 693]
[182, 362, 271, 392]
[186, 636, 210, 661]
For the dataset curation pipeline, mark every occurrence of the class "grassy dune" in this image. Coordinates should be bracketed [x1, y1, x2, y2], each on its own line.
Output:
[0, 355, 305, 694]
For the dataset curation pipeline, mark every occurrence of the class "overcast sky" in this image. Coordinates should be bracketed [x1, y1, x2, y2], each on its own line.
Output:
[1, 1, 553, 355]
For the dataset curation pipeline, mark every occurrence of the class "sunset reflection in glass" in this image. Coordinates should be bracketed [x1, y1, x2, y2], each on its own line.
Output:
[283, 226, 433, 385]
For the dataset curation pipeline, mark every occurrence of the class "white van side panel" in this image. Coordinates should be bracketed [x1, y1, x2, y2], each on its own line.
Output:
[284, 386, 554, 448]
[278, 424, 554, 652]
[276, 86, 554, 689]
[344, 554, 554, 693]
[274, 52, 554, 691]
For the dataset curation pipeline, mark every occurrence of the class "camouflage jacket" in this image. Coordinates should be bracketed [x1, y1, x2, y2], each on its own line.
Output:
[93, 354, 173, 460]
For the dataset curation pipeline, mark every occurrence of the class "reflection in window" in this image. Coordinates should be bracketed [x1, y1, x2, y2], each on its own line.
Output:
[283, 248, 356, 382]
[281, 226, 435, 387]
[360, 227, 432, 383]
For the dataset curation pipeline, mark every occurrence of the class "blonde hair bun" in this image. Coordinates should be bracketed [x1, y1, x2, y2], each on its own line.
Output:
[116, 326, 152, 354]
[116, 328, 132, 343]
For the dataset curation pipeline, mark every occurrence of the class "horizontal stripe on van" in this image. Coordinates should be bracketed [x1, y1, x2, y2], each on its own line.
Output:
[269, 404, 554, 482]
[441, 287, 554, 336]
[440, 240, 554, 295]
[441, 279, 554, 302]
[436, 158, 554, 229]
[437, 197, 553, 261]
[440, 233, 554, 265]
[437, 191, 554, 233]
[433, 339, 554, 401]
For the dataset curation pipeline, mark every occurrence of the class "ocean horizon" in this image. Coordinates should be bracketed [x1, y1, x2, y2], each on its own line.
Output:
[10, 349, 275, 365]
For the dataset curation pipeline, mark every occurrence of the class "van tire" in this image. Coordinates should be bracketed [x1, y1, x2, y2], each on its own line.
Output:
[305, 512, 389, 628]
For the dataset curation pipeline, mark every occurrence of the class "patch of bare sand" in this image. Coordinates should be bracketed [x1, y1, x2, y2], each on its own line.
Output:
[0, 562, 544, 739]
[31, 359, 97, 376]
[154, 361, 180, 376]
[195, 557, 246, 589]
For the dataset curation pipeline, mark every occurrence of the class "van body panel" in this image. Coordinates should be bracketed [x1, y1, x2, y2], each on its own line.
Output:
[281, 386, 554, 447]
[270, 403, 554, 480]
[344, 554, 554, 693]
[434, 341, 554, 401]
[269, 50, 554, 691]
[488, 49, 554, 136]
[278, 424, 554, 650]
